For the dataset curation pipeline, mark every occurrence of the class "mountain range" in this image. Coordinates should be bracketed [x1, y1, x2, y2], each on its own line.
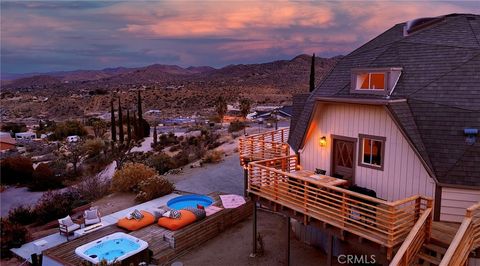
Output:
[0, 54, 341, 120]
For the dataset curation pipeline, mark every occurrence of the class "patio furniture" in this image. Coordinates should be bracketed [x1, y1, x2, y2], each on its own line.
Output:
[158, 210, 197, 231]
[73, 222, 105, 238]
[84, 207, 101, 226]
[117, 210, 155, 231]
[58, 215, 80, 240]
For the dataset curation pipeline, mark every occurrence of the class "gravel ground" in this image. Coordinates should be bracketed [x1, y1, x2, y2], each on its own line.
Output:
[176, 209, 334, 266]
[167, 153, 245, 196]
[0, 187, 45, 217]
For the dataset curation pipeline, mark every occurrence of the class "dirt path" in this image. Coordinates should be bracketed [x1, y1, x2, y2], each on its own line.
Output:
[176, 209, 336, 266]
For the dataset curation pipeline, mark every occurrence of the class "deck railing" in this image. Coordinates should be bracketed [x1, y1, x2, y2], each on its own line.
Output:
[440, 202, 480, 266]
[239, 128, 290, 167]
[247, 156, 433, 250]
[389, 207, 433, 266]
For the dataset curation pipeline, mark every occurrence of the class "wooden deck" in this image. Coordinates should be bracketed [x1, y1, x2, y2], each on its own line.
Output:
[43, 192, 253, 265]
[431, 221, 460, 247]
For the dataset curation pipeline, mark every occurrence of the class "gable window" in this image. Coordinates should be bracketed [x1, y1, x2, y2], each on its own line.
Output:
[351, 68, 402, 95]
[358, 134, 386, 170]
[358, 73, 386, 90]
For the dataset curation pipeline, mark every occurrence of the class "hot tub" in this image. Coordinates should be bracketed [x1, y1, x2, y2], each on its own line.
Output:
[167, 194, 214, 210]
[75, 232, 148, 264]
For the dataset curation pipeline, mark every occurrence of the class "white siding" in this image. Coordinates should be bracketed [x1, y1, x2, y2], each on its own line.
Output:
[440, 187, 480, 222]
[299, 103, 435, 201]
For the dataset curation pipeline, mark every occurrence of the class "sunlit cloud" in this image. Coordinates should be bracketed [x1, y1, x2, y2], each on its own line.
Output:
[0, 0, 478, 73]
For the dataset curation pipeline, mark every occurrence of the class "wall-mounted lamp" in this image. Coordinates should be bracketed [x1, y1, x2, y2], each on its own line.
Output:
[320, 136, 327, 147]
[464, 128, 478, 145]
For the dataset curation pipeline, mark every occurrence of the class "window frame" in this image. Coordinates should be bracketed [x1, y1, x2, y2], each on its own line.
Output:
[358, 134, 386, 171]
[350, 67, 402, 96]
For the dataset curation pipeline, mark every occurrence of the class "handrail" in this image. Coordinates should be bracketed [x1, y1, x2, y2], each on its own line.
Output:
[239, 128, 290, 167]
[440, 201, 480, 266]
[248, 157, 433, 249]
[390, 208, 433, 266]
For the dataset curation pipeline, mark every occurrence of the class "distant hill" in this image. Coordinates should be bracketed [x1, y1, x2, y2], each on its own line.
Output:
[0, 54, 341, 120]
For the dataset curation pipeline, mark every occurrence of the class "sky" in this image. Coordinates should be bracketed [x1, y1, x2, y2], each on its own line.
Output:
[1, 1, 479, 74]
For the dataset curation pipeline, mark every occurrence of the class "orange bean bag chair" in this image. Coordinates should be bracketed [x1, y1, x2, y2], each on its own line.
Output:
[157, 210, 197, 231]
[117, 210, 155, 231]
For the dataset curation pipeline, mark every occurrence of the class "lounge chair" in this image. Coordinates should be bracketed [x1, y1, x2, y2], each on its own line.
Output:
[84, 208, 101, 226]
[58, 215, 80, 240]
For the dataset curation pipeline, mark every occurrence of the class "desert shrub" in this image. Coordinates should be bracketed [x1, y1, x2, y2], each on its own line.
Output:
[158, 132, 179, 147]
[202, 150, 224, 164]
[111, 163, 156, 192]
[49, 120, 87, 141]
[75, 175, 111, 202]
[7, 205, 36, 225]
[146, 153, 176, 175]
[33, 190, 84, 224]
[228, 120, 245, 133]
[0, 156, 34, 184]
[172, 150, 190, 167]
[29, 163, 63, 191]
[169, 144, 181, 152]
[82, 138, 106, 158]
[1, 122, 27, 136]
[1, 218, 30, 258]
[135, 175, 175, 202]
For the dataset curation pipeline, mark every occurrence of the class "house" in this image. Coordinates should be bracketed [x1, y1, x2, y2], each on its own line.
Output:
[14, 131, 36, 140]
[240, 14, 479, 265]
[288, 13, 480, 223]
[0, 132, 16, 151]
[66, 135, 80, 143]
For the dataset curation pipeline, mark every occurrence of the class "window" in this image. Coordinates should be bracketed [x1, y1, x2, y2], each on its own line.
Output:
[351, 68, 402, 95]
[358, 134, 386, 170]
[358, 73, 385, 90]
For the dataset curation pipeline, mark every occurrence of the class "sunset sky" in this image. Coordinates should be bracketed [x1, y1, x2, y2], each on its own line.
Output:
[1, 1, 479, 74]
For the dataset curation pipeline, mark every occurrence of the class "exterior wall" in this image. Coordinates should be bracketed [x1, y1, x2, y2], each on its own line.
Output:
[0, 142, 15, 151]
[440, 187, 480, 222]
[299, 103, 435, 201]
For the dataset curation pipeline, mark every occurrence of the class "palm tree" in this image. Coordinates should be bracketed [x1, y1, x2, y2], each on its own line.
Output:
[110, 98, 116, 143]
[118, 97, 124, 143]
[239, 98, 251, 135]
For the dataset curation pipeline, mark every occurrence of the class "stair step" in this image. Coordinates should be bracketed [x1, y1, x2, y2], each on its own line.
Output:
[423, 243, 447, 255]
[417, 252, 442, 265]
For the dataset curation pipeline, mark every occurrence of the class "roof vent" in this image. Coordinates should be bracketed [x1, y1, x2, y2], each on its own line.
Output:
[464, 128, 478, 145]
[403, 16, 445, 36]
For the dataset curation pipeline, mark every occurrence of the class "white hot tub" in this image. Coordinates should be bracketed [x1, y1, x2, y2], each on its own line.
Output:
[75, 232, 148, 264]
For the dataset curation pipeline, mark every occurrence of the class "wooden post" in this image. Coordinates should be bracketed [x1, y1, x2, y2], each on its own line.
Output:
[326, 234, 333, 266]
[244, 168, 249, 197]
[250, 202, 258, 257]
[286, 216, 291, 266]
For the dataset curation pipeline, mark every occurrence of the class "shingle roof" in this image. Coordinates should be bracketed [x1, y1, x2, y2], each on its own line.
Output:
[289, 14, 480, 186]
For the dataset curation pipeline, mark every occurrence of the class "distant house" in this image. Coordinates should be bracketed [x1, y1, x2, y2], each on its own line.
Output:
[14, 132, 36, 140]
[0, 132, 16, 151]
[288, 14, 480, 223]
[252, 105, 293, 120]
[66, 135, 80, 143]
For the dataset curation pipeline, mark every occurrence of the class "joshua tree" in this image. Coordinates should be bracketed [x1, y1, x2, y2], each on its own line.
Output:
[153, 124, 158, 147]
[118, 98, 124, 143]
[239, 98, 251, 135]
[110, 98, 116, 143]
[126, 109, 132, 142]
[215, 96, 227, 123]
[92, 120, 107, 138]
[309, 53, 315, 92]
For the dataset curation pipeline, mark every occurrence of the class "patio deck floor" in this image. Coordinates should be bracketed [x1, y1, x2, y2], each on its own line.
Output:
[11, 192, 180, 262]
[42, 192, 253, 265]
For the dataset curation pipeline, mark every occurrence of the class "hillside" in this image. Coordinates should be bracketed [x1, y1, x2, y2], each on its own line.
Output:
[0, 54, 340, 120]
